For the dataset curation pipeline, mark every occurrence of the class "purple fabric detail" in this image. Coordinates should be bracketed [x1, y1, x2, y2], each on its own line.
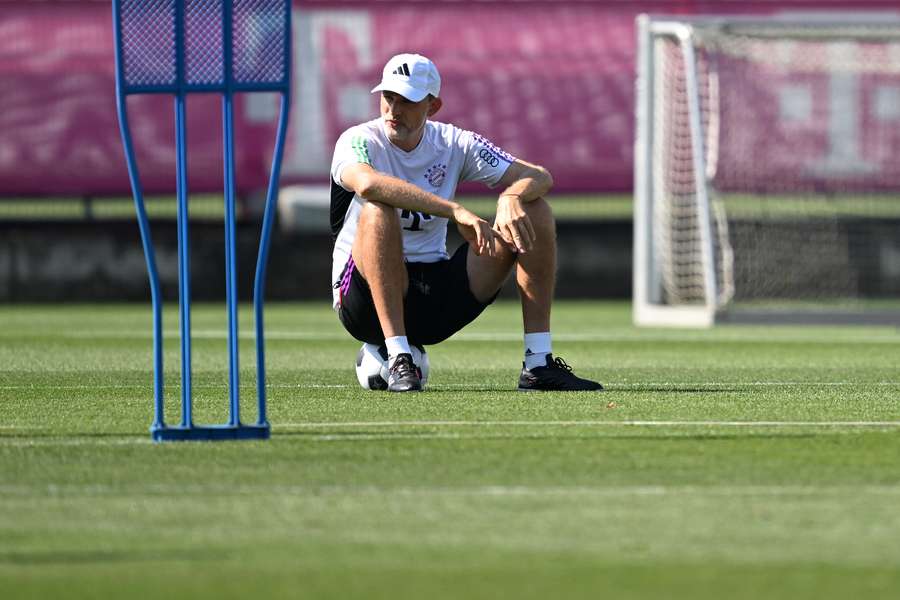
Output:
[339, 257, 356, 299]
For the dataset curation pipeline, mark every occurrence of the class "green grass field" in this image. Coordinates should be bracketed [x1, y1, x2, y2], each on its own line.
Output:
[2, 301, 900, 599]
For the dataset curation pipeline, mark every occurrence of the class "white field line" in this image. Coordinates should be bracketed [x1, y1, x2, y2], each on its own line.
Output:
[2, 420, 899, 445]
[26, 329, 900, 345]
[278, 420, 900, 428]
[3, 483, 900, 498]
[0, 383, 346, 390]
[2, 381, 899, 391]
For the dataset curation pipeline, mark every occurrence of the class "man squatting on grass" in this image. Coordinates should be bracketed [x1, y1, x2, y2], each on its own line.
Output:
[329, 53, 603, 393]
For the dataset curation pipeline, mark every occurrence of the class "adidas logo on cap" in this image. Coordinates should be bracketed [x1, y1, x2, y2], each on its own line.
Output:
[392, 63, 411, 77]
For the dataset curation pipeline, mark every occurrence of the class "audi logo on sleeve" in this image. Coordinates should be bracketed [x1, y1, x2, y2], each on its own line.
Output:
[478, 148, 500, 167]
[472, 133, 516, 165]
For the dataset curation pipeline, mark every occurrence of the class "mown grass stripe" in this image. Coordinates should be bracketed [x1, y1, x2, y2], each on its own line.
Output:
[4, 483, 900, 497]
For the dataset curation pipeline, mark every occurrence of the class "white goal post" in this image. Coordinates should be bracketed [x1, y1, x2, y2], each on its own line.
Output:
[634, 13, 900, 327]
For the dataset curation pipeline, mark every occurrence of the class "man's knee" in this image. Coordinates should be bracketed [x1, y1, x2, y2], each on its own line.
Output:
[523, 197, 555, 236]
[354, 201, 403, 258]
[352, 201, 405, 282]
[358, 200, 400, 229]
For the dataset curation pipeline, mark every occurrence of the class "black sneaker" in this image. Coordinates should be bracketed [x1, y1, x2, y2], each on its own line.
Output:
[387, 353, 422, 392]
[517, 354, 603, 392]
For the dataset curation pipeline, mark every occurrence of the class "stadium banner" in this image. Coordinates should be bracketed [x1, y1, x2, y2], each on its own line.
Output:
[0, 0, 896, 197]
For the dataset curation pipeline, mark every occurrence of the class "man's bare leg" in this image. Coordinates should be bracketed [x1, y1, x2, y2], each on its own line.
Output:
[351, 201, 408, 338]
[512, 197, 555, 334]
[467, 197, 601, 390]
[467, 197, 555, 332]
[350, 201, 421, 391]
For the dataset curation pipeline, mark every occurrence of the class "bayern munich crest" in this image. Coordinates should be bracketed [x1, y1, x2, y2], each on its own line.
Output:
[425, 163, 447, 187]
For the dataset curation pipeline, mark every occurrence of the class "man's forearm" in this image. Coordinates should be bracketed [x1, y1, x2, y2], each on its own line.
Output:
[498, 164, 553, 203]
[359, 172, 458, 219]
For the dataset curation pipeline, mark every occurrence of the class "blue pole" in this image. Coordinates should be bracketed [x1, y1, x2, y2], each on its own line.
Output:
[254, 91, 290, 426]
[175, 93, 192, 428]
[223, 93, 240, 428]
[174, 0, 191, 428]
[222, 0, 241, 427]
[252, 0, 292, 428]
[112, 0, 165, 432]
[117, 97, 165, 431]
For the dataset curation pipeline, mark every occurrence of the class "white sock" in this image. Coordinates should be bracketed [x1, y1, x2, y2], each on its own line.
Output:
[385, 336, 412, 366]
[524, 332, 552, 370]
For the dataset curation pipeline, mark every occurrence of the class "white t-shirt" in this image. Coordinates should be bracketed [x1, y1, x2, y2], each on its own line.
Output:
[329, 118, 515, 309]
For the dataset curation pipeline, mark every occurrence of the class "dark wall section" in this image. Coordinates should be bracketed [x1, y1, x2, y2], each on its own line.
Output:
[0, 221, 633, 302]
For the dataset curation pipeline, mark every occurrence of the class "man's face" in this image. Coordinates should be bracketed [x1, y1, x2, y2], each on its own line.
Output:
[380, 91, 439, 149]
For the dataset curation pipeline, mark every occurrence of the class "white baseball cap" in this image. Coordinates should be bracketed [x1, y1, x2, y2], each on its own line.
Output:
[371, 53, 441, 102]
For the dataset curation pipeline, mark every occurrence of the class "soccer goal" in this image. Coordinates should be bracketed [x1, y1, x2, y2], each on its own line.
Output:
[634, 13, 900, 327]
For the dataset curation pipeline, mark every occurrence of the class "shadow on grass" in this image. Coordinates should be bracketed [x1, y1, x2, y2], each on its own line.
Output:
[0, 548, 228, 566]
[416, 386, 748, 394]
[274, 429, 824, 442]
[609, 386, 747, 394]
[422, 387, 520, 394]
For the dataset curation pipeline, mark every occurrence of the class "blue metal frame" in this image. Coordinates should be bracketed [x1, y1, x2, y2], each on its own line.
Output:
[112, 0, 292, 442]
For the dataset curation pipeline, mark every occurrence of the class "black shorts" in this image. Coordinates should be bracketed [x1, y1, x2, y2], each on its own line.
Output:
[336, 243, 497, 346]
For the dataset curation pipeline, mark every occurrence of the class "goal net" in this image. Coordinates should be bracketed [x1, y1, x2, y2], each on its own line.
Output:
[634, 14, 900, 326]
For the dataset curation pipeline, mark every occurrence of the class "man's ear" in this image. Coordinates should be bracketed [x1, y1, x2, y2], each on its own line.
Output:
[427, 97, 443, 117]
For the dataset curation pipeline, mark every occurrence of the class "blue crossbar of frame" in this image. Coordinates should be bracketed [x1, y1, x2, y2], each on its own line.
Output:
[111, 0, 292, 442]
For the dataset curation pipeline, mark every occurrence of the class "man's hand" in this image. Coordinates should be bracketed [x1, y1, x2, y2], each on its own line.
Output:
[452, 204, 495, 257]
[494, 194, 536, 254]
